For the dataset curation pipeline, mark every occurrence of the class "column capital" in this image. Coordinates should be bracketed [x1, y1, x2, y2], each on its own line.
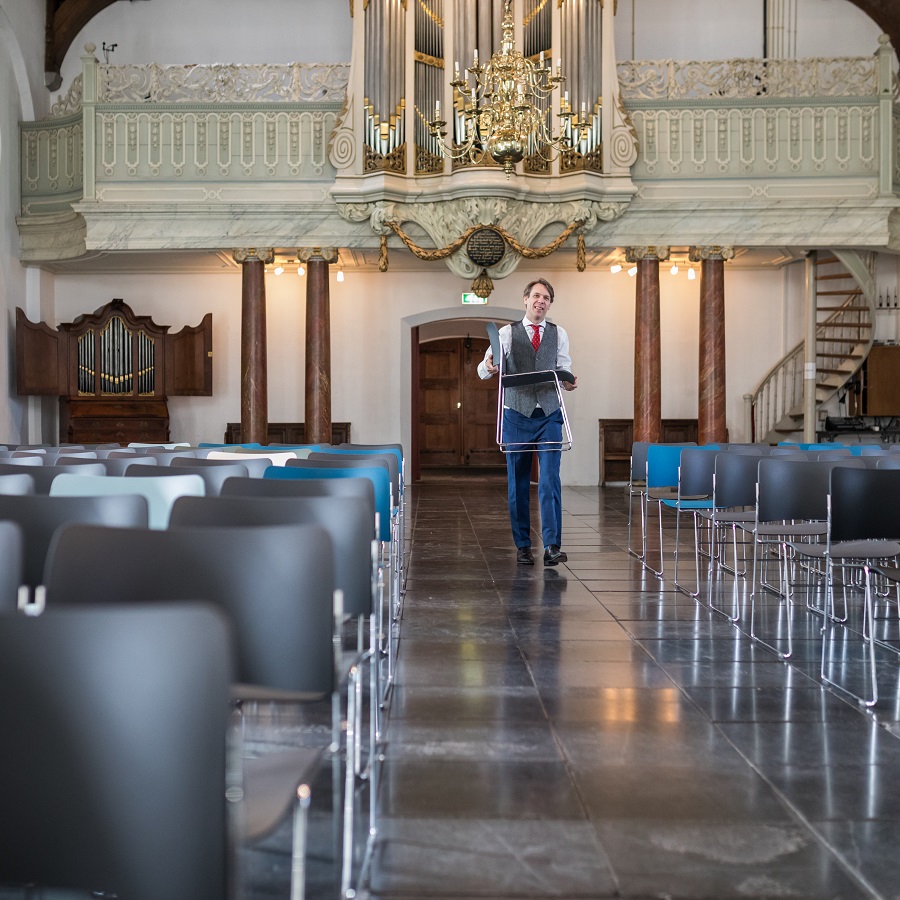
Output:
[297, 247, 340, 264]
[625, 246, 669, 263]
[232, 248, 274, 265]
[689, 245, 735, 262]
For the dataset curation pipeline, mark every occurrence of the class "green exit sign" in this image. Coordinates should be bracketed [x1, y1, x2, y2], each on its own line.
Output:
[461, 292, 487, 305]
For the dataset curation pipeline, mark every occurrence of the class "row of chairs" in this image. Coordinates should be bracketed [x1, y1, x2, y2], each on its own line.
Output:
[630, 440, 900, 708]
[0, 437, 407, 899]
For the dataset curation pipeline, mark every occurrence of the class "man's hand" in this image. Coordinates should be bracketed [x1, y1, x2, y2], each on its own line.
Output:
[484, 353, 499, 375]
[563, 375, 578, 391]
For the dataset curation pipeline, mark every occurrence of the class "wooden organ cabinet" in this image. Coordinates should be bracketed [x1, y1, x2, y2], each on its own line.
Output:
[16, 299, 212, 444]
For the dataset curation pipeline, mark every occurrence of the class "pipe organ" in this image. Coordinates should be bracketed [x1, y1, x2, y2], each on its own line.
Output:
[359, 0, 605, 178]
[558, 0, 603, 172]
[364, 0, 408, 172]
[17, 299, 212, 444]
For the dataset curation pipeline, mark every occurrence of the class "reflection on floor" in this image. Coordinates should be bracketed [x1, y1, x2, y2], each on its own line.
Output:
[361, 482, 900, 900]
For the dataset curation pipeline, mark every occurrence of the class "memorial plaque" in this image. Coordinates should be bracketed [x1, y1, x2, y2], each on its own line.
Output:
[466, 227, 506, 268]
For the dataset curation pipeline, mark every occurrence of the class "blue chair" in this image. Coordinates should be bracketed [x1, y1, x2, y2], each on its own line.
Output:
[267, 462, 398, 706]
[643, 443, 702, 577]
[659, 446, 721, 597]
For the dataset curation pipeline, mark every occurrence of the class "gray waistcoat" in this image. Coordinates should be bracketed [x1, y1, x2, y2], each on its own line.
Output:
[504, 321, 560, 416]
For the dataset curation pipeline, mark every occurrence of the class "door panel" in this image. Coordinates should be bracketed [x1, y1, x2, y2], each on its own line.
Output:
[418, 340, 462, 467]
[417, 336, 505, 470]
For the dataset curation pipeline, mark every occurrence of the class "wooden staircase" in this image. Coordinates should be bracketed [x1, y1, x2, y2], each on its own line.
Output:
[750, 251, 876, 443]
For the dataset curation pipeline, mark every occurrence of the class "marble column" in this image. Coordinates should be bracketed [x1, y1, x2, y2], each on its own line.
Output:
[627, 246, 669, 443]
[233, 248, 274, 444]
[298, 248, 339, 445]
[690, 246, 734, 444]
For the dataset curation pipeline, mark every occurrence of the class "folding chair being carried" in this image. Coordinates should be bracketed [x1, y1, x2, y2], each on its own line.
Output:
[487, 321, 575, 454]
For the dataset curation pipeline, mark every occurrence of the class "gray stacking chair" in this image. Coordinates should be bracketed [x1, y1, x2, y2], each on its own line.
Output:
[171, 454, 268, 477]
[0, 493, 149, 592]
[45, 521, 356, 898]
[788, 467, 900, 706]
[60, 455, 157, 475]
[0, 521, 24, 612]
[0, 603, 234, 900]
[745, 457, 864, 659]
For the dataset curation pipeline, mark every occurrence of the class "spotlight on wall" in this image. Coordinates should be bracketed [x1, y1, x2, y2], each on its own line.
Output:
[297, 265, 305, 276]
[687, 268, 696, 281]
[627, 266, 638, 277]
[336, 266, 345, 282]
[670, 264, 679, 275]
[273, 265, 284, 276]
[610, 264, 622, 274]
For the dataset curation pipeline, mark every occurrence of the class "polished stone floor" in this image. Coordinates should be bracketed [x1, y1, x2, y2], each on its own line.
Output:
[357, 480, 900, 900]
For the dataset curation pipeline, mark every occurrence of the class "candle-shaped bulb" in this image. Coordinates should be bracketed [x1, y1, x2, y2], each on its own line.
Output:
[454, 60, 460, 77]
[435, 99, 441, 118]
[556, 57, 561, 71]
[539, 51, 545, 66]
[474, 48, 479, 65]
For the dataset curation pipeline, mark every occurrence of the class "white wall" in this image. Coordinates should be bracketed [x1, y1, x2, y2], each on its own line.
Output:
[56, 0, 352, 95]
[53, 262, 798, 484]
[614, 0, 882, 61]
[0, 0, 47, 444]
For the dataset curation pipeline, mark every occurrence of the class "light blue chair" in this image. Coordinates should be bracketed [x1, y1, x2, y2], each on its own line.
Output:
[50, 473, 204, 529]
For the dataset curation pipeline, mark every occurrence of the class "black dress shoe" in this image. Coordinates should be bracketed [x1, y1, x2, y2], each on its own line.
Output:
[516, 546, 534, 565]
[543, 545, 567, 565]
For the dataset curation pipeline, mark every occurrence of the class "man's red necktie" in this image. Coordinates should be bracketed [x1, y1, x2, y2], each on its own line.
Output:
[530, 324, 541, 351]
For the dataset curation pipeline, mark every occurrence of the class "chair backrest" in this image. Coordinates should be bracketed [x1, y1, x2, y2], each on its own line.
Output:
[876, 456, 900, 470]
[0, 458, 43, 469]
[127, 442, 192, 449]
[830, 466, 900, 543]
[28, 463, 108, 495]
[0, 493, 149, 588]
[77, 456, 157, 475]
[712, 451, 762, 509]
[221, 474, 377, 534]
[46, 522, 335, 695]
[310, 449, 400, 495]
[756, 458, 862, 523]
[180, 454, 269, 477]
[814, 449, 852, 460]
[646, 444, 689, 490]
[49, 473, 204, 529]
[268, 463, 391, 541]
[0, 521, 24, 612]
[677, 446, 719, 497]
[0, 603, 232, 900]
[770, 446, 809, 456]
[849, 445, 885, 456]
[169, 494, 374, 616]
[629, 441, 650, 482]
[207, 449, 297, 467]
[0, 473, 35, 495]
[144, 449, 201, 466]
[126, 463, 247, 497]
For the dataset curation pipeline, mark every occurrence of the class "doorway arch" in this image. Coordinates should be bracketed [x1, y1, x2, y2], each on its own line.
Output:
[401, 306, 522, 481]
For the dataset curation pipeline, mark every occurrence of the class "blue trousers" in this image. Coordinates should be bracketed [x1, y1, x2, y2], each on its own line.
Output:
[503, 407, 563, 549]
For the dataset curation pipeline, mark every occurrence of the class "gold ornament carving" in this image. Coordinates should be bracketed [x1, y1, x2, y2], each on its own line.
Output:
[232, 248, 274, 264]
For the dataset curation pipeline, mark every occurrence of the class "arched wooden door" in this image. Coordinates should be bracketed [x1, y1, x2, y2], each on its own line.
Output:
[417, 337, 505, 472]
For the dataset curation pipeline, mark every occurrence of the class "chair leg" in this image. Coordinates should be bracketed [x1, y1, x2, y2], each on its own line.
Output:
[290, 785, 312, 900]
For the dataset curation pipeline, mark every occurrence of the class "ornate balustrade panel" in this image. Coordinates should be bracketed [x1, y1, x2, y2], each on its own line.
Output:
[894, 109, 900, 192]
[99, 62, 349, 104]
[619, 57, 882, 181]
[94, 106, 341, 183]
[20, 114, 84, 217]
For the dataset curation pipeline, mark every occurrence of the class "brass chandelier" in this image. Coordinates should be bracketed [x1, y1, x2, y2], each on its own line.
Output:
[427, 0, 589, 178]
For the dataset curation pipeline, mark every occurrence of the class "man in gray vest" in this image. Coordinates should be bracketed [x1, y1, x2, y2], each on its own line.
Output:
[478, 278, 578, 565]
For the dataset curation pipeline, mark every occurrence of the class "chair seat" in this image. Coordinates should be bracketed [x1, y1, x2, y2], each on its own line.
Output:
[238, 748, 326, 842]
[747, 521, 827, 538]
[647, 486, 679, 500]
[700, 509, 755, 524]
[661, 497, 713, 510]
[790, 539, 900, 560]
